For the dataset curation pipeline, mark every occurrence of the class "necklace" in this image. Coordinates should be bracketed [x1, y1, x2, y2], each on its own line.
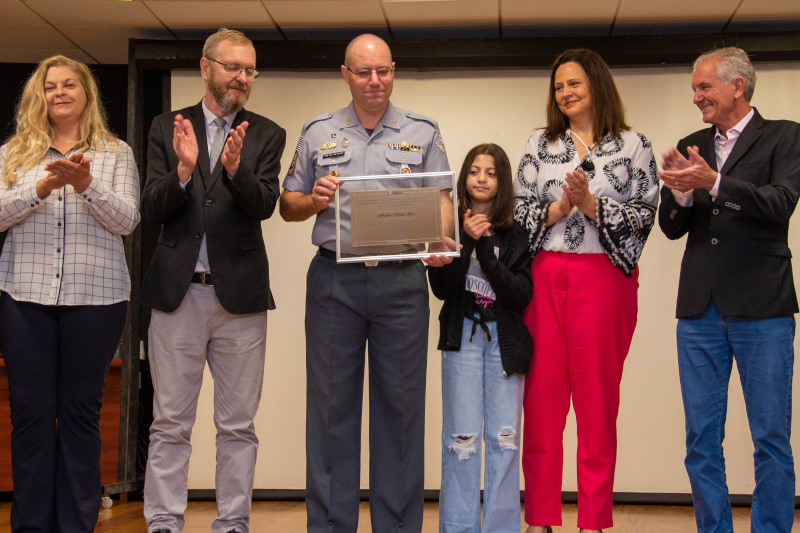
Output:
[567, 129, 597, 171]
[567, 129, 597, 154]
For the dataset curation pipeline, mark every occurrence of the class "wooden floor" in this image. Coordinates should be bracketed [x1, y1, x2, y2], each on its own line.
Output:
[0, 500, 797, 532]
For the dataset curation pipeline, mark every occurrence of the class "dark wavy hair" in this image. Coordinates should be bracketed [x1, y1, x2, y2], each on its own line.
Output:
[544, 48, 629, 143]
[456, 143, 514, 234]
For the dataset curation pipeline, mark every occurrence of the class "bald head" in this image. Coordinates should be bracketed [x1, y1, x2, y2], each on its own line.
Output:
[344, 34, 392, 67]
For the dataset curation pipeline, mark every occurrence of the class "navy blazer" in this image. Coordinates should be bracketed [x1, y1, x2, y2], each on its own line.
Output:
[139, 101, 286, 314]
[659, 109, 800, 319]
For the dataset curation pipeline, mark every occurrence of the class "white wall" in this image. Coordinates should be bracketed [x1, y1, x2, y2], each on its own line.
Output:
[170, 62, 800, 495]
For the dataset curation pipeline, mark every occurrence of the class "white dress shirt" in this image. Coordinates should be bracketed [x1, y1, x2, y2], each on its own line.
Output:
[672, 108, 755, 207]
[185, 98, 235, 272]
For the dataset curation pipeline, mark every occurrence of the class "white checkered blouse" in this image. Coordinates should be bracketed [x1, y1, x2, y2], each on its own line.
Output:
[0, 140, 140, 305]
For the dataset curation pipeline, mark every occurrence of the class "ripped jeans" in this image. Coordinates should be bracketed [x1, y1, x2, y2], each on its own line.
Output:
[440, 318, 524, 533]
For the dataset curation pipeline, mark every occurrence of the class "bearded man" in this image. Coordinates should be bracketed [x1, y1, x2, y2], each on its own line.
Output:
[139, 28, 286, 533]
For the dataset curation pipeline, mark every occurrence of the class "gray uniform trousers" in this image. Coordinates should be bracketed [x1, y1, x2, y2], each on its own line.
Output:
[305, 252, 430, 533]
[144, 283, 267, 533]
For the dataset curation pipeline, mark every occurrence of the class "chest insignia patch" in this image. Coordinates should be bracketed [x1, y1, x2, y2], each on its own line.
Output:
[342, 138, 349, 148]
[320, 142, 337, 150]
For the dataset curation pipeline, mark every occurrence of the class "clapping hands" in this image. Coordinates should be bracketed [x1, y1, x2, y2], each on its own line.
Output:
[221, 121, 248, 177]
[658, 146, 717, 192]
[173, 114, 198, 184]
[37, 152, 93, 199]
[562, 168, 594, 213]
[463, 209, 491, 240]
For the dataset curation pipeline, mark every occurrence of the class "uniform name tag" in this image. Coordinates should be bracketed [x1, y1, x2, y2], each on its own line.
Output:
[323, 151, 345, 159]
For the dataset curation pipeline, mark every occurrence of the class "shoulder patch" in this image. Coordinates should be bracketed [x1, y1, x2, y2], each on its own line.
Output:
[301, 111, 334, 135]
[435, 131, 446, 153]
[405, 111, 438, 129]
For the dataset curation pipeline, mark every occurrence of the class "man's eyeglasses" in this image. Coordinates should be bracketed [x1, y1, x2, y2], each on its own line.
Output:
[345, 65, 394, 80]
[207, 57, 259, 79]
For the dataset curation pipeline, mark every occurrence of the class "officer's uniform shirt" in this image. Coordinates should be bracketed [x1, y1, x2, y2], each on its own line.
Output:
[282, 101, 451, 253]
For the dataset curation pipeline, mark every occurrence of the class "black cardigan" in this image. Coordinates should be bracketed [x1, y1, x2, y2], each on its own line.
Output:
[428, 221, 534, 376]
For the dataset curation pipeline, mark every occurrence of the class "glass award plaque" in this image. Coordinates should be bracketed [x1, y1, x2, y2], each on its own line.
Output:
[334, 171, 459, 263]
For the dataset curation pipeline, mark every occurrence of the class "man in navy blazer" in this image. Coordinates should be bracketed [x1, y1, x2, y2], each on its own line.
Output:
[659, 47, 800, 533]
[140, 29, 285, 533]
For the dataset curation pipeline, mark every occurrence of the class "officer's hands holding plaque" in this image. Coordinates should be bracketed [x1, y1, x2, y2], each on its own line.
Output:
[422, 237, 458, 267]
[312, 172, 341, 211]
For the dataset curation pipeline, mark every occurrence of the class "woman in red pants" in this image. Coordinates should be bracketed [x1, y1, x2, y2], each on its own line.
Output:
[513, 48, 659, 533]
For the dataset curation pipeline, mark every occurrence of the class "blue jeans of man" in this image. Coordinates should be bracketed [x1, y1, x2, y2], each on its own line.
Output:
[677, 298, 795, 533]
[440, 318, 524, 533]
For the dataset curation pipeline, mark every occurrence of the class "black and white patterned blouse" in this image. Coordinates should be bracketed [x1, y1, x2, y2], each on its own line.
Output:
[514, 129, 658, 276]
[0, 141, 140, 305]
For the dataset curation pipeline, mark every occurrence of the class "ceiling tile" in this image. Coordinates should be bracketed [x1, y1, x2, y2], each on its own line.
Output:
[384, 0, 497, 25]
[58, 26, 174, 51]
[392, 24, 498, 38]
[501, 0, 617, 23]
[0, 26, 81, 50]
[0, 0, 49, 26]
[144, 0, 275, 27]
[502, 23, 612, 37]
[615, 0, 740, 23]
[734, 0, 800, 19]
[24, 0, 165, 27]
[85, 49, 130, 64]
[281, 26, 390, 39]
[170, 26, 281, 39]
[0, 49, 96, 64]
[264, 0, 385, 26]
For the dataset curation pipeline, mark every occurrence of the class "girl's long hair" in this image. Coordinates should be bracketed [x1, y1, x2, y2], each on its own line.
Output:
[544, 48, 630, 143]
[456, 143, 514, 234]
[3, 55, 118, 187]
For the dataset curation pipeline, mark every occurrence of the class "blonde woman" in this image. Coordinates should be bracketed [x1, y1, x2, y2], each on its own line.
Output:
[0, 55, 139, 532]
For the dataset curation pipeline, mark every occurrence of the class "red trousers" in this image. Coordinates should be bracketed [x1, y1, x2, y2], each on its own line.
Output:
[522, 251, 638, 530]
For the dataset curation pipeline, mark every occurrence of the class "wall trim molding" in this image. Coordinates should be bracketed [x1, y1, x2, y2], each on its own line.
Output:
[185, 489, 800, 508]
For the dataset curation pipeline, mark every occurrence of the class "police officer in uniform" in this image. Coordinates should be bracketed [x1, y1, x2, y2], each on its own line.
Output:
[280, 33, 453, 533]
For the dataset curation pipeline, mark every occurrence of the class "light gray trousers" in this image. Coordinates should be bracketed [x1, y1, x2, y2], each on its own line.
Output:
[144, 283, 267, 533]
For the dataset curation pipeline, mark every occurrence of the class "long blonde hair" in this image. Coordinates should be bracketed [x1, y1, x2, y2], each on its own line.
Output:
[2, 55, 118, 187]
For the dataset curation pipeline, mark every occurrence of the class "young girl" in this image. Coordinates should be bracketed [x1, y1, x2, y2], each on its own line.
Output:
[429, 143, 534, 533]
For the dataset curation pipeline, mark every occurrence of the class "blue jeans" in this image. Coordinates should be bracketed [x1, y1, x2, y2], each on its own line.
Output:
[440, 318, 525, 533]
[677, 298, 796, 533]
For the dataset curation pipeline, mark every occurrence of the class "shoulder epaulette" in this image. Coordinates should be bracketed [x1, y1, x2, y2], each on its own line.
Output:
[301, 112, 334, 134]
[404, 111, 438, 128]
